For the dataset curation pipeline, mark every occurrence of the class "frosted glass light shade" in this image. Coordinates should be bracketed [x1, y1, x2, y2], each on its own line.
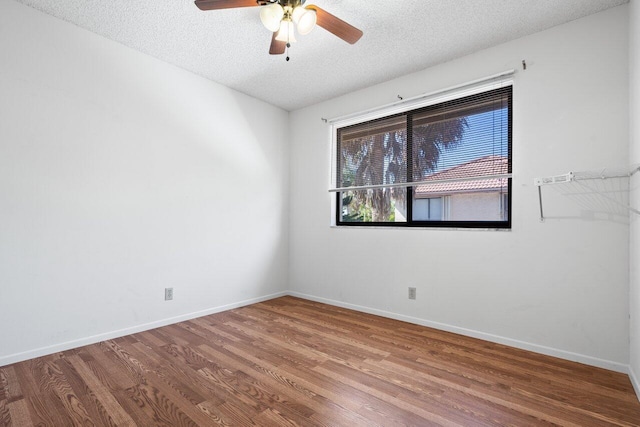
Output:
[260, 3, 284, 32]
[275, 20, 296, 43]
[292, 7, 316, 35]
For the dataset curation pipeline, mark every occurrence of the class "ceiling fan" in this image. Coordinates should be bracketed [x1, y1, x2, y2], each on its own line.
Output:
[194, 0, 363, 57]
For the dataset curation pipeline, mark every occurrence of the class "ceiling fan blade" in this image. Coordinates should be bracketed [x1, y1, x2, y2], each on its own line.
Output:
[306, 5, 363, 44]
[195, 0, 259, 11]
[269, 32, 286, 55]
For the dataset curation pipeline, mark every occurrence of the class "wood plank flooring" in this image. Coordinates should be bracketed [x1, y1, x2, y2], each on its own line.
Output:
[1, 296, 639, 426]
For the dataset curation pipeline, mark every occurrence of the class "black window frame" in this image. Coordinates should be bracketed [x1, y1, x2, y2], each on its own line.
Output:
[335, 86, 512, 229]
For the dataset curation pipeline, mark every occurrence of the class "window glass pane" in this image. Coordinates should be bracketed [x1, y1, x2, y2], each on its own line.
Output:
[340, 188, 407, 223]
[410, 88, 510, 224]
[412, 99, 509, 182]
[413, 181, 508, 221]
[338, 116, 407, 188]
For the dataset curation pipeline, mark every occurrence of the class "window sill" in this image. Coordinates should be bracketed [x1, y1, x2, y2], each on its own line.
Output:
[329, 225, 512, 232]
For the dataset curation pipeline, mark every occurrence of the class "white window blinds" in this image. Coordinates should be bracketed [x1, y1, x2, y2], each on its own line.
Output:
[332, 85, 512, 193]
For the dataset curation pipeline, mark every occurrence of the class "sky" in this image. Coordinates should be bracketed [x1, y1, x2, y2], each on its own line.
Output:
[431, 107, 509, 174]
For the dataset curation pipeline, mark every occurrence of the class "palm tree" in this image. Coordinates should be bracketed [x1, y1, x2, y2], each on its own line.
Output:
[339, 117, 467, 222]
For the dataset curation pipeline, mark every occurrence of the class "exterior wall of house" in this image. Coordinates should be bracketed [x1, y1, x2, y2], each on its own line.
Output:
[449, 192, 503, 221]
[289, 5, 630, 371]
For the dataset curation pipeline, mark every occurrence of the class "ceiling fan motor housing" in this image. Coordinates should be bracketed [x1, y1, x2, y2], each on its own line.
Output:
[259, 0, 306, 6]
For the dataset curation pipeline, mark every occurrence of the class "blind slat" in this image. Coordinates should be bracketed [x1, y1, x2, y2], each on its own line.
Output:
[333, 86, 512, 193]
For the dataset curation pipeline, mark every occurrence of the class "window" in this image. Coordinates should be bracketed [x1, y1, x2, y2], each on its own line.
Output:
[334, 85, 512, 228]
[413, 197, 443, 221]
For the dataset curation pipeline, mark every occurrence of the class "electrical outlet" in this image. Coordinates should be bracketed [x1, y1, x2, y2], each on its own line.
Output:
[408, 287, 416, 300]
[165, 287, 173, 301]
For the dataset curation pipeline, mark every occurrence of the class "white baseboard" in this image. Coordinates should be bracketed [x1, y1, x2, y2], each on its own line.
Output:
[288, 291, 630, 374]
[0, 291, 287, 367]
[630, 366, 640, 401]
[1, 290, 633, 379]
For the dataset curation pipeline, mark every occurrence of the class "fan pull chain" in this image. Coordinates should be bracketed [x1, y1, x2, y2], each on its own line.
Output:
[286, 40, 290, 61]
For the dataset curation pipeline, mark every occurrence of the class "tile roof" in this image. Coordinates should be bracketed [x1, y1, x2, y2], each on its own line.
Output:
[415, 155, 508, 196]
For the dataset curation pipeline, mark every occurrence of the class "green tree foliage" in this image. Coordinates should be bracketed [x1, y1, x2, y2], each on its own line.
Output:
[340, 118, 467, 222]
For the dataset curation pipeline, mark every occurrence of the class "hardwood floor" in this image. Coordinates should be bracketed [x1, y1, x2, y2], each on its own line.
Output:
[1, 296, 639, 426]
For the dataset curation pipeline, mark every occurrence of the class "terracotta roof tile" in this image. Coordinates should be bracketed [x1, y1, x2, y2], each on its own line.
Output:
[415, 155, 508, 196]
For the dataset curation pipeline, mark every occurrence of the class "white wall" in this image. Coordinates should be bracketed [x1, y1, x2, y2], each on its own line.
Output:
[630, 0, 640, 393]
[289, 6, 630, 371]
[0, 1, 289, 365]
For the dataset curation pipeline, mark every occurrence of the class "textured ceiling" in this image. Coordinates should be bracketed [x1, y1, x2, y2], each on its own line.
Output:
[14, 0, 627, 111]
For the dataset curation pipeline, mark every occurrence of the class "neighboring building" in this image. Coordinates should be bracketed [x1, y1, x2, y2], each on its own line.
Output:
[413, 155, 508, 221]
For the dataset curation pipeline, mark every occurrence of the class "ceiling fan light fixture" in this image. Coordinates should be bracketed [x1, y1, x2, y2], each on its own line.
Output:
[260, 3, 284, 32]
[276, 20, 296, 43]
[292, 7, 316, 35]
[195, 0, 363, 56]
